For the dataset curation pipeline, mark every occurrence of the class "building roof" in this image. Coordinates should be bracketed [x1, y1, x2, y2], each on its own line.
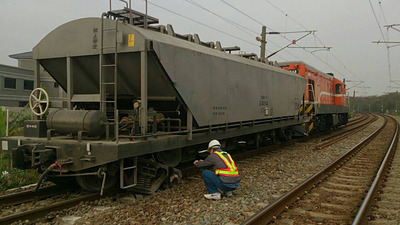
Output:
[0, 63, 33, 72]
[9, 51, 33, 59]
[0, 63, 34, 80]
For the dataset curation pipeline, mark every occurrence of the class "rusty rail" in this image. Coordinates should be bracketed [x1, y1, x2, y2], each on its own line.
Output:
[0, 185, 68, 207]
[315, 114, 378, 150]
[0, 192, 109, 225]
[242, 115, 389, 225]
[352, 115, 399, 224]
[345, 113, 368, 126]
[321, 113, 371, 142]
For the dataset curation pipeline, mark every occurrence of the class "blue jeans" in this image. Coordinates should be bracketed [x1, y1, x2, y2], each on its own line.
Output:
[202, 169, 240, 194]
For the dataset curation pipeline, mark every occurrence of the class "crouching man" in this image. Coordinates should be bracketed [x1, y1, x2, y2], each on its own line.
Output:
[194, 140, 241, 200]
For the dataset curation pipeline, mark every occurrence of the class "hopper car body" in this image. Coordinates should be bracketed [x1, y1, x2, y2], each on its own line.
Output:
[0, 9, 346, 193]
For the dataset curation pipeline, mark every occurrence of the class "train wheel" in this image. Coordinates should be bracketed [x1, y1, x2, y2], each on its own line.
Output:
[167, 168, 182, 188]
[154, 148, 182, 167]
[76, 165, 118, 192]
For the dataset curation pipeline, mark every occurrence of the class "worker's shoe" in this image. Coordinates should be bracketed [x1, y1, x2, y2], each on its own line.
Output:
[223, 191, 233, 198]
[204, 193, 221, 200]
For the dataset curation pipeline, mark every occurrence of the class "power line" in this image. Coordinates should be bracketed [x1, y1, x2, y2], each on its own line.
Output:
[220, 0, 267, 28]
[181, 0, 296, 61]
[369, 0, 388, 47]
[145, 1, 260, 48]
[218, 0, 310, 61]
[145, 1, 290, 61]
[262, 0, 308, 31]
[147, 0, 359, 80]
[370, 0, 397, 91]
[259, 0, 359, 80]
[221, 0, 349, 77]
[184, 0, 258, 36]
[379, 1, 388, 25]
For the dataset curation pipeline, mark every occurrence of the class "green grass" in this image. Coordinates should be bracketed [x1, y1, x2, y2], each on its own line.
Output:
[0, 107, 38, 192]
[0, 155, 38, 192]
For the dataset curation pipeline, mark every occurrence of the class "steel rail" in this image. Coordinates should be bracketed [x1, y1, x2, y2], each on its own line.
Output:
[0, 192, 102, 225]
[315, 115, 378, 150]
[184, 116, 355, 177]
[182, 127, 335, 177]
[242, 114, 386, 225]
[345, 113, 367, 126]
[0, 185, 67, 207]
[353, 116, 399, 224]
[320, 114, 374, 142]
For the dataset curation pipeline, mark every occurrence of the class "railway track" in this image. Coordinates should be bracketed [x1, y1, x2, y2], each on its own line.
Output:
[345, 113, 368, 126]
[0, 185, 68, 207]
[0, 190, 105, 225]
[357, 117, 400, 224]
[0, 114, 368, 224]
[320, 114, 372, 142]
[243, 114, 398, 225]
[316, 114, 377, 150]
[0, 183, 111, 225]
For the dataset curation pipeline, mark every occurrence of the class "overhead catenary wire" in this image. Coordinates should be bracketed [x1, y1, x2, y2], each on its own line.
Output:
[218, 0, 308, 61]
[369, 0, 398, 90]
[144, 0, 366, 83]
[369, 0, 388, 47]
[220, 0, 358, 80]
[145, 1, 259, 48]
[379, 1, 388, 25]
[181, 0, 298, 61]
[261, 0, 360, 80]
[144, 0, 292, 61]
[184, 0, 259, 37]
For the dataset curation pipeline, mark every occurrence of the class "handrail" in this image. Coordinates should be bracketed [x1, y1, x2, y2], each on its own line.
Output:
[108, 0, 130, 12]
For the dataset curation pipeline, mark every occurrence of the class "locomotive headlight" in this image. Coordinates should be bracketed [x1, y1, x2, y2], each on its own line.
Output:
[133, 100, 141, 109]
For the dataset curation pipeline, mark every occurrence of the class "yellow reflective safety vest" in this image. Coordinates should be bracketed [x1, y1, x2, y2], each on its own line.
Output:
[214, 151, 239, 177]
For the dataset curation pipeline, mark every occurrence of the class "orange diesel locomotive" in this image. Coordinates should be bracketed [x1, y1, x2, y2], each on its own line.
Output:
[280, 62, 348, 133]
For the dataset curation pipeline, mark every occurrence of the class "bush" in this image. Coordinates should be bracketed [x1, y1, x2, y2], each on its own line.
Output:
[0, 107, 38, 191]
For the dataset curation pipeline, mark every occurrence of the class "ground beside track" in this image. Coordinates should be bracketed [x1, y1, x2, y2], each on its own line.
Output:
[30, 116, 383, 225]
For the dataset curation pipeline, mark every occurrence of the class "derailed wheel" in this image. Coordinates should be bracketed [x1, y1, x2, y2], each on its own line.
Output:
[76, 165, 118, 192]
[167, 168, 182, 188]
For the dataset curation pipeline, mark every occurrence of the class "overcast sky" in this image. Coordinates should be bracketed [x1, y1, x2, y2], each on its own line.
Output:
[0, 0, 399, 96]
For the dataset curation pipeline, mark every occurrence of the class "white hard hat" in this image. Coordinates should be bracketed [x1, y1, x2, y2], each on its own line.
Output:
[208, 140, 221, 150]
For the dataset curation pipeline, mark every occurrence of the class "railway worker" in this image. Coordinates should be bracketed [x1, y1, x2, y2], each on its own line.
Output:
[193, 140, 241, 200]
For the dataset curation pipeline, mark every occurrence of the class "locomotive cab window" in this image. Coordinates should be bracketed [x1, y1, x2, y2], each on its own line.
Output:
[335, 84, 342, 94]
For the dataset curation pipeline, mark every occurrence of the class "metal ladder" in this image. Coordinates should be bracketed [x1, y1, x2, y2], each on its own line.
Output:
[120, 157, 138, 189]
[100, 14, 119, 141]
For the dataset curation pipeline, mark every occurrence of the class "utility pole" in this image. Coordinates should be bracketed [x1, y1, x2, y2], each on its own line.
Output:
[372, 23, 400, 90]
[260, 26, 266, 62]
[256, 29, 329, 59]
[353, 90, 356, 113]
[144, 0, 148, 29]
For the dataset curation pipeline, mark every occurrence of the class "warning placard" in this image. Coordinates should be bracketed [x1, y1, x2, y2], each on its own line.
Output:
[128, 34, 135, 47]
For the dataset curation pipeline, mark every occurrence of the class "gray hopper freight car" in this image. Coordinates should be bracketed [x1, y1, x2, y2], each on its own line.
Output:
[1, 8, 307, 193]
